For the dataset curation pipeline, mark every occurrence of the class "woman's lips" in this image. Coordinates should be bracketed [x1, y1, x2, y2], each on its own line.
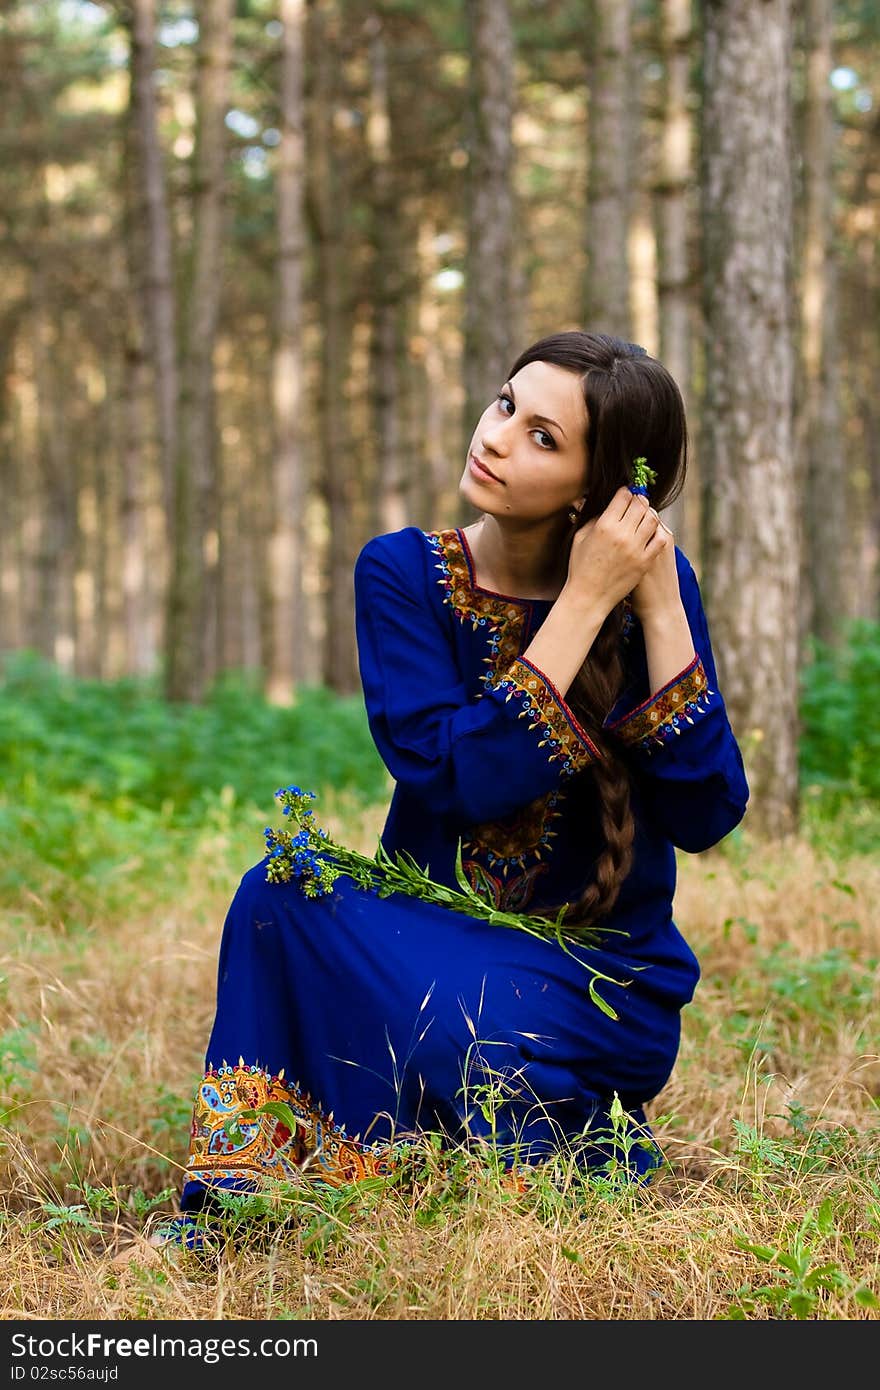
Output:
[468, 453, 502, 483]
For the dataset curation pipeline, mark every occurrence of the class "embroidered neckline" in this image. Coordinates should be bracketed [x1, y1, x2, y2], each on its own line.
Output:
[424, 528, 531, 689]
[455, 527, 556, 607]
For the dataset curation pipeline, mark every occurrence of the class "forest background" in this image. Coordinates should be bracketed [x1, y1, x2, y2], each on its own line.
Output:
[1, 0, 879, 1322]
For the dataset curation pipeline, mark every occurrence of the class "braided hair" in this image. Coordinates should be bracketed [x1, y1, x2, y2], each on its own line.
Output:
[505, 331, 688, 932]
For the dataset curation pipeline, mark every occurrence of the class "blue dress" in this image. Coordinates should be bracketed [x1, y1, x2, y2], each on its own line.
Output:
[179, 525, 749, 1210]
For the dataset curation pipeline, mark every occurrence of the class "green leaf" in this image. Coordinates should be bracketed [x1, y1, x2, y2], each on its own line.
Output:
[588, 979, 618, 1021]
[736, 1239, 777, 1262]
[453, 839, 471, 894]
[854, 1286, 880, 1309]
[816, 1198, 835, 1233]
[256, 1101, 302, 1133]
[789, 1293, 815, 1318]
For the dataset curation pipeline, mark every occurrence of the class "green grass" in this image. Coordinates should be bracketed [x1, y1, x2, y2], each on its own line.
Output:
[0, 651, 389, 926]
[0, 645, 877, 1319]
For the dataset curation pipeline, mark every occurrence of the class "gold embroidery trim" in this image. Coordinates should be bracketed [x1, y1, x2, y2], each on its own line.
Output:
[426, 527, 527, 688]
[606, 654, 712, 750]
[489, 657, 600, 773]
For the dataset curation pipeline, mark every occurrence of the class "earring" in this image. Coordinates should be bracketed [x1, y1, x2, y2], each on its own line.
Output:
[568, 507, 580, 524]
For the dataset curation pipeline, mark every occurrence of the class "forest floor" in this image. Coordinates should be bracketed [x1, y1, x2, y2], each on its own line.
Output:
[1, 792, 878, 1321]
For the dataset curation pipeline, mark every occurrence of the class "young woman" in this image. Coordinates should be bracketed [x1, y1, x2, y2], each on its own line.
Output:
[157, 330, 749, 1243]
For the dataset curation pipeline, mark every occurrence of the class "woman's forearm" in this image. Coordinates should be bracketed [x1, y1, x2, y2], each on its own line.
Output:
[640, 599, 696, 694]
[519, 586, 609, 699]
[521, 588, 696, 708]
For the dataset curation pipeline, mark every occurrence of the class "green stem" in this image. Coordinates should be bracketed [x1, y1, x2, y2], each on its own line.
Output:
[266, 788, 630, 1018]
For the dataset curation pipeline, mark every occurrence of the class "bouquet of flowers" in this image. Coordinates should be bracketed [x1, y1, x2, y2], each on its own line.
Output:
[263, 786, 628, 1018]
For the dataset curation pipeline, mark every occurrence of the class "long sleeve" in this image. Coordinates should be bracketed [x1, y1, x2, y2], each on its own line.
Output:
[602, 549, 750, 853]
[354, 532, 600, 828]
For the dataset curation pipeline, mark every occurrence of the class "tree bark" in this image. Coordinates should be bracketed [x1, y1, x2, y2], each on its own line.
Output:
[463, 0, 515, 449]
[0, 316, 24, 656]
[165, 0, 233, 701]
[128, 0, 178, 525]
[798, 0, 845, 651]
[656, 0, 694, 548]
[583, 0, 632, 338]
[121, 34, 159, 677]
[700, 0, 799, 839]
[266, 0, 309, 704]
[31, 263, 76, 672]
[366, 9, 409, 540]
[310, 0, 358, 694]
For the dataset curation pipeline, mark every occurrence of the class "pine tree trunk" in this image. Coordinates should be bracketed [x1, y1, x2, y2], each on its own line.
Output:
[266, 0, 309, 704]
[584, 0, 632, 337]
[700, 0, 799, 839]
[119, 334, 153, 677]
[463, 0, 515, 447]
[32, 268, 76, 672]
[310, 0, 358, 694]
[128, 0, 178, 525]
[121, 38, 159, 678]
[415, 216, 450, 530]
[366, 10, 408, 540]
[798, 0, 845, 650]
[0, 323, 24, 655]
[165, 0, 233, 701]
[656, 0, 694, 548]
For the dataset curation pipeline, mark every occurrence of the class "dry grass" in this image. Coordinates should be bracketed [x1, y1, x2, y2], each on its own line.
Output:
[1, 800, 878, 1321]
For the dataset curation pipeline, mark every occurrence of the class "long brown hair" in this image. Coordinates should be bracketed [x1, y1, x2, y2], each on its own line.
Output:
[506, 331, 688, 932]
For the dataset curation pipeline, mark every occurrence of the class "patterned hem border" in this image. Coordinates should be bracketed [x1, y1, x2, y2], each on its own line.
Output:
[604, 654, 713, 752]
[184, 1062, 397, 1190]
[489, 656, 601, 773]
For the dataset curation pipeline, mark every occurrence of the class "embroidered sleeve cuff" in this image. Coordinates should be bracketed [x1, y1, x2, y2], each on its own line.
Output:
[490, 656, 601, 774]
[604, 653, 713, 754]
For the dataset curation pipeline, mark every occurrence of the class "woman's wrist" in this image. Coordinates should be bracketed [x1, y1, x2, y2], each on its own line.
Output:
[558, 580, 613, 630]
[636, 596, 688, 635]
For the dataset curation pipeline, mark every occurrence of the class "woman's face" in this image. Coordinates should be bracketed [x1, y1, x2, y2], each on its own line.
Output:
[459, 360, 589, 523]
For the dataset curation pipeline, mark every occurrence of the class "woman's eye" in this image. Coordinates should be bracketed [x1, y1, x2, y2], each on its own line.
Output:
[496, 393, 514, 415]
[532, 429, 555, 450]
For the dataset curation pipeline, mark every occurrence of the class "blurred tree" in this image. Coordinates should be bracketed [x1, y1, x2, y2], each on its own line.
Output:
[365, 5, 408, 540]
[797, 0, 845, 652]
[0, 0, 875, 811]
[309, 0, 359, 694]
[463, 0, 515, 459]
[700, 0, 799, 839]
[583, 0, 632, 337]
[655, 0, 694, 548]
[266, 0, 308, 703]
[165, 0, 234, 701]
[126, 0, 178, 524]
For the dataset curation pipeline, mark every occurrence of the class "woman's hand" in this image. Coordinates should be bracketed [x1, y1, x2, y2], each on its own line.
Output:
[627, 501, 681, 623]
[626, 505, 696, 693]
[564, 486, 669, 615]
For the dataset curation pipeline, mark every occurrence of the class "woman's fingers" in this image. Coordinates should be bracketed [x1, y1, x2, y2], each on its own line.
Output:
[643, 519, 674, 562]
[608, 485, 642, 520]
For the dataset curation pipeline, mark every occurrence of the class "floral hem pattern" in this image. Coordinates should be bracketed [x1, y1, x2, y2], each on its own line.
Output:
[184, 1061, 397, 1191]
[604, 653, 712, 753]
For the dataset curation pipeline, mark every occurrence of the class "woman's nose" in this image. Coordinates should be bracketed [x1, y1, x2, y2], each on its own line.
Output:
[480, 417, 511, 457]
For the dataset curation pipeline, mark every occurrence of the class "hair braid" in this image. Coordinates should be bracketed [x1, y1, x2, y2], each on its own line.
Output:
[542, 602, 635, 933]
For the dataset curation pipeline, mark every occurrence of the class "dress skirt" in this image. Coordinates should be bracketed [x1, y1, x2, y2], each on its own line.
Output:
[179, 858, 690, 1210]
